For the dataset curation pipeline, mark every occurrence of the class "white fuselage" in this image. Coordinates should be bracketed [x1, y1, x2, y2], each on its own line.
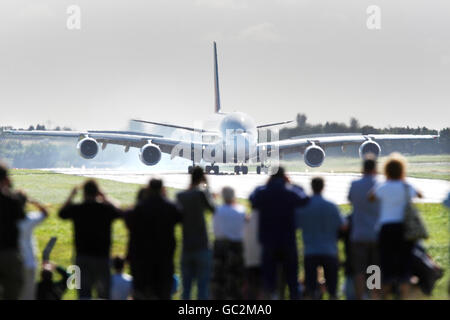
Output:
[195, 111, 259, 164]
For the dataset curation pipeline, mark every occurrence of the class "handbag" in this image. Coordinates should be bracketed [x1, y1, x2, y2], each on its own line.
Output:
[403, 183, 429, 241]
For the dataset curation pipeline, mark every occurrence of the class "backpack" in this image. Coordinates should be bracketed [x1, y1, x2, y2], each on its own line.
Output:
[411, 243, 444, 295]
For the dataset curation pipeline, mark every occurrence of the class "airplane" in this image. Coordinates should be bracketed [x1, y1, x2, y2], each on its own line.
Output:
[2, 42, 439, 175]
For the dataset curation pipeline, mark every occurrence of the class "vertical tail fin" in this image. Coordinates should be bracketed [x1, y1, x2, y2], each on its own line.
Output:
[213, 41, 221, 113]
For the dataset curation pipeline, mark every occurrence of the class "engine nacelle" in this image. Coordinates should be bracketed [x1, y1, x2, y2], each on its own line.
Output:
[140, 143, 162, 166]
[77, 138, 99, 159]
[304, 145, 325, 167]
[359, 140, 381, 158]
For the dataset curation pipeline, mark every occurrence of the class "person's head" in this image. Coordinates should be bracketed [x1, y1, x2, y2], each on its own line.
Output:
[268, 166, 287, 184]
[222, 186, 235, 205]
[83, 179, 100, 201]
[362, 155, 377, 175]
[384, 153, 407, 180]
[311, 177, 324, 195]
[148, 178, 164, 196]
[191, 166, 206, 187]
[112, 256, 125, 274]
[0, 162, 11, 190]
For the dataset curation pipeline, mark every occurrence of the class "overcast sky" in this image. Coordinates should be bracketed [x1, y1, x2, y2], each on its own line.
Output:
[0, 0, 449, 131]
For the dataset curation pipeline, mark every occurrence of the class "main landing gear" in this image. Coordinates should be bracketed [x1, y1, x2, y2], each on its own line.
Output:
[188, 164, 251, 175]
[256, 164, 269, 175]
[234, 165, 248, 175]
[188, 164, 219, 175]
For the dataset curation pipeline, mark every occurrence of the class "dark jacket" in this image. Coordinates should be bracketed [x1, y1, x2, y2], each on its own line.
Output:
[125, 194, 181, 262]
[176, 187, 215, 252]
[59, 201, 121, 258]
[36, 266, 69, 300]
[0, 191, 25, 251]
[250, 178, 309, 248]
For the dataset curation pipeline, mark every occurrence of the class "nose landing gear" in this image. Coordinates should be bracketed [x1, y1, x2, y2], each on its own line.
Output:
[206, 165, 220, 175]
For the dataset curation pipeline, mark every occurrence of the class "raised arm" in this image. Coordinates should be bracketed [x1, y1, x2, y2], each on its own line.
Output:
[29, 199, 49, 218]
[202, 188, 216, 213]
[63, 187, 78, 208]
[59, 187, 78, 219]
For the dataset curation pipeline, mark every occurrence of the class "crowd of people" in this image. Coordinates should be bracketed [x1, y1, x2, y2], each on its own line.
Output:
[0, 152, 446, 300]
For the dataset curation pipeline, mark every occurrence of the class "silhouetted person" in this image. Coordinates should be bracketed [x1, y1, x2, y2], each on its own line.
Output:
[249, 167, 309, 300]
[369, 153, 423, 299]
[211, 187, 246, 299]
[17, 193, 49, 300]
[124, 188, 147, 263]
[110, 256, 132, 300]
[59, 180, 122, 299]
[348, 156, 380, 299]
[176, 166, 215, 300]
[340, 214, 355, 300]
[296, 177, 346, 300]
[444, 193, 450, 297]
[0, 163, 25, 300]
[36, 262, 69, 300]
[125, 179, 181, 300]
[243, 209, 263, 299]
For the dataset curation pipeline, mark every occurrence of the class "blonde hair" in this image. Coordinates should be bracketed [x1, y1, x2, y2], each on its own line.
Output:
[383, 153, 407, 180]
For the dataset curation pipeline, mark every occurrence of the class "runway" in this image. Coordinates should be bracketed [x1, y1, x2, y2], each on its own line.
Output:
[47, 168, 450, 205]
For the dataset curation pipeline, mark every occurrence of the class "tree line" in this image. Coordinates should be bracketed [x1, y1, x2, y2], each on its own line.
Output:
[0, 116, 449, 169]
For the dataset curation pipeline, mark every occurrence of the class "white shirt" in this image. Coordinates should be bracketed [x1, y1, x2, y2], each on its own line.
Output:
[18, 211, 46, 269]
[110, 273, 133, 300]
[213, 204, 246, 241]
[374, 181, 418, 226]
[243, 210, 262, 268]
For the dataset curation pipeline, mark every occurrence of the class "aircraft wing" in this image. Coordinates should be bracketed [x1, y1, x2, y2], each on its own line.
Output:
[257, 134, 439, 157]
[132, 119, 219, 134]
[257, 120, 294, 129]
[2, 129, 210, 157]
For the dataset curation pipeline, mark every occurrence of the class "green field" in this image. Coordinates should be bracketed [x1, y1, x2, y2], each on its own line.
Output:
[9, 169, 450, 300]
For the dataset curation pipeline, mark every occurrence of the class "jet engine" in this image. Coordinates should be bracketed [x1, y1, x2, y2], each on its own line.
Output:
[304, 145, 325, 167]
[139, 143, 162, 166]
[77, 138, 99, 159]
[359, 140, 381, 158]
